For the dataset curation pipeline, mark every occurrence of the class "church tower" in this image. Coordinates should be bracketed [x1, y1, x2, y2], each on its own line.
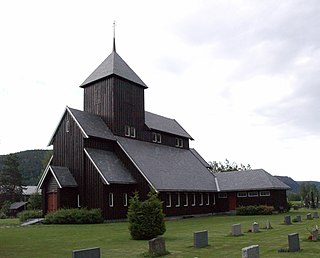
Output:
[80, 37, 148, 140]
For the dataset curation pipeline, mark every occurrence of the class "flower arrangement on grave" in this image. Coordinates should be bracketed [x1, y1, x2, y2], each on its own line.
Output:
[306, 225, 318, 241]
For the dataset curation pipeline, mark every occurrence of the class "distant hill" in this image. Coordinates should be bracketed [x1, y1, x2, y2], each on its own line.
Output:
[275, 176, 320, 193]
[0, 149, 52, 185]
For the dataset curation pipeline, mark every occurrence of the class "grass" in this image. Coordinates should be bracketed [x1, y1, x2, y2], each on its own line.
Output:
[1, 209, 320, 258]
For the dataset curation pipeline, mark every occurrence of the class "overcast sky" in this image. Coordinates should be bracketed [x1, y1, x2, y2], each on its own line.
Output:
[1, 0, 320, 181]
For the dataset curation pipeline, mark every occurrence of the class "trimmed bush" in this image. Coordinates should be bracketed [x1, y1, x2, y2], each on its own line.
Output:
[236, 205, 274, 215]
[43, 208, 103, 224]
[17, 210, 42, 222]
[128, 191, 166, 240]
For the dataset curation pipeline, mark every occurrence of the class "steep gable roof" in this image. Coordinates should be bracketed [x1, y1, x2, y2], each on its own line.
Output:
[84, 148, 136, 184]
[117, 136, 216, 192]
[215, 169, 290, 192]
[145, 111, 193, 139]
[80, 50, 147, 88]
[49, 107, 115, 145]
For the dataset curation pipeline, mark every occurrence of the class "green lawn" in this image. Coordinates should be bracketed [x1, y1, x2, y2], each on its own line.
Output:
[1, 209, 320, 258]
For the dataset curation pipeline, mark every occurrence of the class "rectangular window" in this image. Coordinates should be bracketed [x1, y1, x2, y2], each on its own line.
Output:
[130, 127, 136, 138]
[109, 193, 114, 207]
[166, 193, 171, 208]
[152, 132, 161, 143]
[176, 193, 180, 207]
[192, 193, 196, 206]
[206, 193, 210, 205]
[125, 125, 136, 138]
[200, 193, 204, 206]
[212, 194, 216, 205]
[77, 194, 80, 208]
[218, 193, 228, 198]
[66, 120, 70, 133]
[184, 193, 188, 206]
[248, 191, 259, 197]
[237, 192, 247, 198]
[125, 125, 130, 136]
[175, 138, 183, 147]
[123, 193, 128, 207]
[260, 191, 270, 197]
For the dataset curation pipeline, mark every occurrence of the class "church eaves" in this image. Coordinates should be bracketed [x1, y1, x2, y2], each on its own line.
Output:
[80, 50, 147, 88]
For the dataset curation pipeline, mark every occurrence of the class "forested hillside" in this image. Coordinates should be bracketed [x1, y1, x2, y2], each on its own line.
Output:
[0, 149, 52, 185]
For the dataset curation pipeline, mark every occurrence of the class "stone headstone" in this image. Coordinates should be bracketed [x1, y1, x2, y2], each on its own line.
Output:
[266, 220, 272, 229]
[311, 229, 318, 241]
[288, 233, 300, 252]
[149, 237, 166, 256]
[242, 244, 260, 258]
[251, 222, 259, 233]
[307, 213, 312, 220]
[232, 223, 242, 236]
[296, 215, 301, 222]
[284, 215, 291, 225]
[72, 247, 100, 258]
[313, 212, 319, 218]
[193, 230, 208, 248]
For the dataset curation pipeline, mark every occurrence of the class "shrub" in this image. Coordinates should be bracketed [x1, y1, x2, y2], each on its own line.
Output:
[17, 210, 43, 222]
[43, 208, 103, 224]
[128, 191, 166, 240]
[236, 205, 274, 215]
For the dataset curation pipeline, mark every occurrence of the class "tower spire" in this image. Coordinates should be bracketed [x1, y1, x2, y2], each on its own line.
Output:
[113, 21, 116, 52]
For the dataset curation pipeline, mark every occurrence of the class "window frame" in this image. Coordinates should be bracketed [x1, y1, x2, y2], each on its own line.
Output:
[248, 191, 259, 197]
[152, 132, 161, 143]
[123, 193, 128, 207]
[176, 193, 180, 207]
[200, 193, 204, 206]
[206, 193, 210, 205]
[192, 193, 196, 206]
[184, 193, 188, 207]
[109, 193, 114, 207]
[237, 192, 248, 198]
[218, 193, 228, 198]
[260, 191, 270, 197]
[175, 138, 183, 148]
[166, 193, 172, 208]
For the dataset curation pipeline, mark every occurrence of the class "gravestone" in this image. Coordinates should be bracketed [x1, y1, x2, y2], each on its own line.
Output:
[306, 213, 312, 220]
[251, 222, 259, 233]
[232, 223, 242, 236]
[72, 247, 100, 258]
[313, 212, 319, 218]
[266, 220, 272, 229]
[193, 230, 208, 248]
[242, 244, 259, 258]
[288, 233, 300, 252]
[284, 215, 291, 225]
[296, 215, 301, 222]
[149, 237, 166, 256]
[311, 229, 318, 241]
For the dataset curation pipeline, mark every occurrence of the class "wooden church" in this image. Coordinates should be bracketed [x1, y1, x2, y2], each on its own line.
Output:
[38, 38, 289, 220]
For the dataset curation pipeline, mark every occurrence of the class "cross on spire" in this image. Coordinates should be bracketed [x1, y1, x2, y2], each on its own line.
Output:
[113, 21, 116, 52]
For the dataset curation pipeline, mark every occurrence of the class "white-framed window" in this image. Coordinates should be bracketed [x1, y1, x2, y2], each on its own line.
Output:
[237, 192, 247, 198]
[192, 193, 196, 206]
[206, 193, 210, 205]
[109, 193, 114, 207]
[218, 193, 228, 198]
[176, 193, 180, 207]
[260, 191, 270, 197]
[184, 193, 188, 207]
[77, 194, 81, 208]
[123, 193, 128, 207]
[152, 132, 161, 143]
[200, 193, 204, 206]
[248, 191, 259, 197]
[166, 193, 171, 208]
[125, 125, 136, 138]
[212, 194, 216, 205]
[175, 138, 183, 148]
[66, 120, 70, 133]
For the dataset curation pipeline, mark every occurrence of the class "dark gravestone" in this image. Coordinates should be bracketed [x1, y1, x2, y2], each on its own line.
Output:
[306, 213, 312, 220]
[314, 212, 319, 218]
[288, 233, 300, 252]
[296, 215, 301, 222]
[284, 215, 291, 225]
[193, 230, 208, 248]
[149, 237, 166, 256]
[72, 247, 100, 258]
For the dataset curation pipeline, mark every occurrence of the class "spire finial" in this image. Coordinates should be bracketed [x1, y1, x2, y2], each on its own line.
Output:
[113, 21, 116, 52]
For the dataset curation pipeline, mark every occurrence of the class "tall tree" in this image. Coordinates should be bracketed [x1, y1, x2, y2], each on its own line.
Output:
[0, 154, 23, 205]
[209, 159, 251, 172]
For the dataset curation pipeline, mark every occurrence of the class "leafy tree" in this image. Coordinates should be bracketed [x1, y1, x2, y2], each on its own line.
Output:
[0, 154, 23, 205]
[127, 191, 166, 240]
[209, 159, 251, 172]
[300, 182, 319, 208]
[28, 192, 42, 210]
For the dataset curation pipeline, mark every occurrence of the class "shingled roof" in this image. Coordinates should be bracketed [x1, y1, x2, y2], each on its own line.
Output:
[117, 136, 216, 192]
[84, 148, 136, 184]
[49, 166, 78, 188]
[145, 111, 193, 139]
[215, 169, 290, 192]
[80, 50, 147, 88]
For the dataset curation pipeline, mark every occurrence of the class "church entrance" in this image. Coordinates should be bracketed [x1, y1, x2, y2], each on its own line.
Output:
[47, 192, 57, 213]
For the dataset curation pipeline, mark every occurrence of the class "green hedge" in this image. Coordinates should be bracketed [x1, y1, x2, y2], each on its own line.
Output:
[17, 210, 43, 222]
[43, 208, 103, 224]
[236, 205, 274, 215]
